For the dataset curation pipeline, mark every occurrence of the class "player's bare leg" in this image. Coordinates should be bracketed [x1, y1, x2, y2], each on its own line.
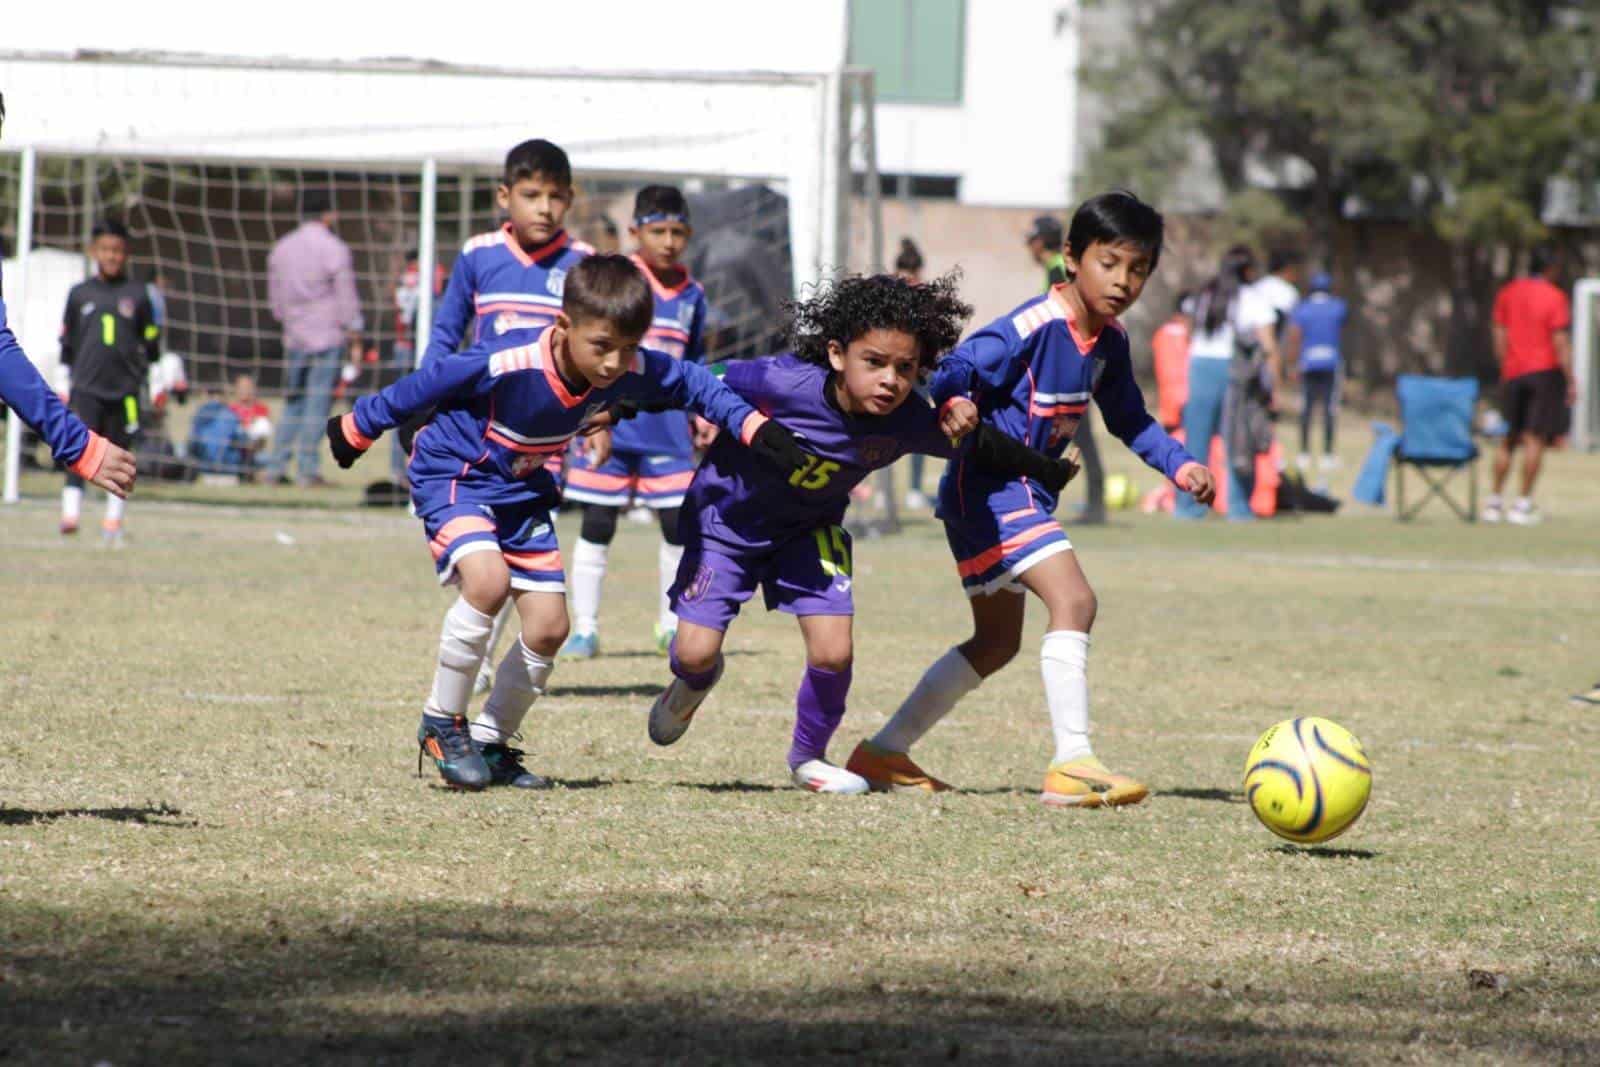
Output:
[1509, 433, 1546, 524]
[1019, 551, 1146, 807]
[471, 587, 565, 788]
[649, 620, 724, 746]
[789, 615, 867, 794]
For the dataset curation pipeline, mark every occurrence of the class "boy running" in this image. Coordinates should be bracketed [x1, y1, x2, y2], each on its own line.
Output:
[848, 192, 1216, 806]
[327, 255, 807, 790]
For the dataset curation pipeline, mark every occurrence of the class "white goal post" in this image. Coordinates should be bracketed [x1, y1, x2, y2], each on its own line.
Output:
[1573, 277, 1599, 452]
[2, 50, 882, 500]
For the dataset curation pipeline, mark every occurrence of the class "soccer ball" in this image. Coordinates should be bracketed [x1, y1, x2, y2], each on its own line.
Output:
[1104, 473, 1137, 510]
[1243, 717, 1372, 843]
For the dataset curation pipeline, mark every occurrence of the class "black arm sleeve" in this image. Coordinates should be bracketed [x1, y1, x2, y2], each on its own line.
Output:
[970, 424, 1077, 494]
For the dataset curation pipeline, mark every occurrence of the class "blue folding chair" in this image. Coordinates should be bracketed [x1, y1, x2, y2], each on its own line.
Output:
[1393, 375, 1479, 522]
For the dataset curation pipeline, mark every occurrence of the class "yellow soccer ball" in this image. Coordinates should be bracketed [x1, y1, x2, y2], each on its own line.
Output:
[1104, 473, 1137, 510]
[1243, 717, 1372, 843]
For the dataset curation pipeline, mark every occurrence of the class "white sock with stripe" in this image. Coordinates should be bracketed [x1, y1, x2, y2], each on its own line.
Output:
[103, 493, 126, 530]
[473, 637, 556, 744]
[871, 646, 983, 753]
[658, 540, 683, 631]
[570, 538, 608, 637]
[1041, 630, 1093, 765]
[423, 597, 496, 720]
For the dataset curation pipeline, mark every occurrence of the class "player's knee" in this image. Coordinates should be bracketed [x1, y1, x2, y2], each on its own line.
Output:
[960, 632, 1019, 677]
[458, 570, 510, 615]
[805, 642, 853, 674]
[580, 505, 619, 545]
[523, 613, 568, 658]
[657, 507, 682, 547]
[672, 628, 722, 674]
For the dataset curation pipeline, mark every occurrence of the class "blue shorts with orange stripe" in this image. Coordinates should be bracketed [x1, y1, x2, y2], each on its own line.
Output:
[413, 484, 564, 594]
[562, 449, 696, 509]
[942, 483, 1072, 598]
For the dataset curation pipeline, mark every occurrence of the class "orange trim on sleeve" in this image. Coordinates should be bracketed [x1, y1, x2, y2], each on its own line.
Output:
[739, 411, 769, 445]
[341, 412, 374, 450]
[68, 432, 109, 479]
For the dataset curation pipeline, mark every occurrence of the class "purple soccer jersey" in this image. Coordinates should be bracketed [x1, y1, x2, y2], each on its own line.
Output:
[669, 354, 957, 631]
[683, 354, 955, 551]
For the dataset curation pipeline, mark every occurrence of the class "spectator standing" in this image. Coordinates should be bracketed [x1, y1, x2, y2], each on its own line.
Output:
[1025, 214, 1105, 523]
[1151, 290, 1191, 432]
[266, 189, 363, 487]
[1285, 271, 1347, 483]
[1484, 247, 1572, 525]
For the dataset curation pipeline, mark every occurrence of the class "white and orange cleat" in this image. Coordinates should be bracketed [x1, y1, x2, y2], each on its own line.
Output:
[790, 759, 869, 795]
[1041, 756, 1148, 809]
[845, 740, 952, 793]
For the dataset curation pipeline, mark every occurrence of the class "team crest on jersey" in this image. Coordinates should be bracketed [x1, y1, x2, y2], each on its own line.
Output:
[675, 302, 696, 329]
[546, 268, 567, 297]
[680, 563, 715, 603]
[118, 298, 136, 318]
[858, 436, 898, 468]
[509, 454, 544, 479]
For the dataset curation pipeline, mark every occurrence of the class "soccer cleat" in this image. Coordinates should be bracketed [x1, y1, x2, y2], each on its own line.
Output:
[790, 759, 870, 794]
[478, 742, 550, 789]
[101, 526, 125, 549]
[1506, 502, 1543, 526]
[905, 489, 930, 510]
[560, 631, 599, 660]
[416, 713, 490, 790]
[845, 740, 951, 793]
[1040, 756, 1149, 808]
[1570, 682, 1600, 708]
[654, 623, 675, 656]
[1480, 500, 1504, 523]
[60, 517, 79, 536]
[647, 657, 724, 747]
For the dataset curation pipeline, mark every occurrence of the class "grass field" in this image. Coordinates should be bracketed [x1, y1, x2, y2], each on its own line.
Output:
[3, 426, 1598, 1064]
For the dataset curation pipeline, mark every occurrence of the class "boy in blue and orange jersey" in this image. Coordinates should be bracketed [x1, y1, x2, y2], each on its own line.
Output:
[423, 138, 594, 689]
[640, 274, 1080, 793]
[327, 255, 808, 792]
[848, 192, 1217, 807]
[562, 185, 710, 658]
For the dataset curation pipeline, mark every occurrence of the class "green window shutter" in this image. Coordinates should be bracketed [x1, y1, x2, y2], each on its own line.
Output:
[848, 0, 910, 99]
[905, 0, 963, 104]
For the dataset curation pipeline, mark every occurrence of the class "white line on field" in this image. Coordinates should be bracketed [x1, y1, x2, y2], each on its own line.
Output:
[1098, 547, 1600, 579]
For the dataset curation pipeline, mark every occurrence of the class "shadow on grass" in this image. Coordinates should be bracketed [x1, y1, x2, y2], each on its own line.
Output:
[576, 649, 763, 662]
[547, 777, 618, 791]
[0, 803, 196, 828]
[5, 898, 1594, 1065]
[1160, 787, 1246, 804]
[549, 683, 662, 698]
[1268, 844, 1380, 860]
[673, 780, 784, 794]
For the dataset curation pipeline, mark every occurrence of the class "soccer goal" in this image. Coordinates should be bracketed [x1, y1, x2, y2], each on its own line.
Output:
[1, 51, 884, 497]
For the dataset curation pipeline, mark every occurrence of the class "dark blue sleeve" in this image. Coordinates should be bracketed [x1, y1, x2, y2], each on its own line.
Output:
[353, 344, 495, 438]
[1094, 341, 1196, 481]
[927, 319, 1025, 410]
[422, 251, 475, 364]
[684, 289, 709, 364]
[625, 349, 759, 441]
[0, 298, 91, 465]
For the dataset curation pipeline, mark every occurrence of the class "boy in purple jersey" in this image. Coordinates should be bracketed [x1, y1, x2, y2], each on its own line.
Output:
[562, 186, 710, 659]
[422, 139, 596, 693]
[641, 274, 1080, 793]
[327, 256, 808, 791]
[848, 192, 1216, 806]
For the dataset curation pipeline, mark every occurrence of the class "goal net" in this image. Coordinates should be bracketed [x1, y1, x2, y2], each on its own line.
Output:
[1, 52, 883, 494]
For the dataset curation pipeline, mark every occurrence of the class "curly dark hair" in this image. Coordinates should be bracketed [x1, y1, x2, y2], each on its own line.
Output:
[786, 271, 972, 370]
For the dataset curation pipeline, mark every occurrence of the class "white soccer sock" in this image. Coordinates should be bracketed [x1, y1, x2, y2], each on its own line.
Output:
[423, 597, 496, 721]
[473, 637, 556, 744]
[103, 493, 126, 530]
[1041, 630, 1092, 765]
[62, 485, 83, 523]
[570, 538, 608, 637]
[474, 601, 515, 688]
[658, 541, 684, 631]
[871, 646, 982, 753]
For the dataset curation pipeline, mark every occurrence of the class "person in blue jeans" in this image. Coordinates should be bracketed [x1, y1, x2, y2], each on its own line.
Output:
[1176, 246, 1279, 520]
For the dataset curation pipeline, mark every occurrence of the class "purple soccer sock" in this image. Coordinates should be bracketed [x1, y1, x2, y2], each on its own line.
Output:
[788, 663, 852, 770]
[669, 644, 720, 691]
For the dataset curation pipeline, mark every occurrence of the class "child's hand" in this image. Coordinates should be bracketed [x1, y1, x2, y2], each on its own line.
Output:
[691, 415, 719, 450]
[940, 397, 979, 442]
[579, 407, 621, 434]
[89, 443, 138, 498]
[326, 414, 374, 469]
[1175, 461, 1215, 505]
[585, 427, 613, 467]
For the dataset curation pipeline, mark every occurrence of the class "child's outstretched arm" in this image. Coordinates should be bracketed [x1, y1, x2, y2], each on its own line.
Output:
[326, 342, 499, 467]
[926, 323, 1026, 420]
[624, 352, 808, 476]
[1095, 348, 1215, 503]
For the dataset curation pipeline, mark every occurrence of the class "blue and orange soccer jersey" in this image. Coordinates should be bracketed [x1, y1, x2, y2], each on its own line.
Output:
[345, 325, 767, 590]
[928, 285, 1197, 595]
[564, 254, 709, 509]
[423, 225, 593, 362]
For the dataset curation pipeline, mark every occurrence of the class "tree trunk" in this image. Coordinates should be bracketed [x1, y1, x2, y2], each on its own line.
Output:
[1444, 242, 1498, 380]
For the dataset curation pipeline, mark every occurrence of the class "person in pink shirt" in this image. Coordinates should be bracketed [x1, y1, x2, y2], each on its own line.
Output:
[266, 190, 364, 486]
